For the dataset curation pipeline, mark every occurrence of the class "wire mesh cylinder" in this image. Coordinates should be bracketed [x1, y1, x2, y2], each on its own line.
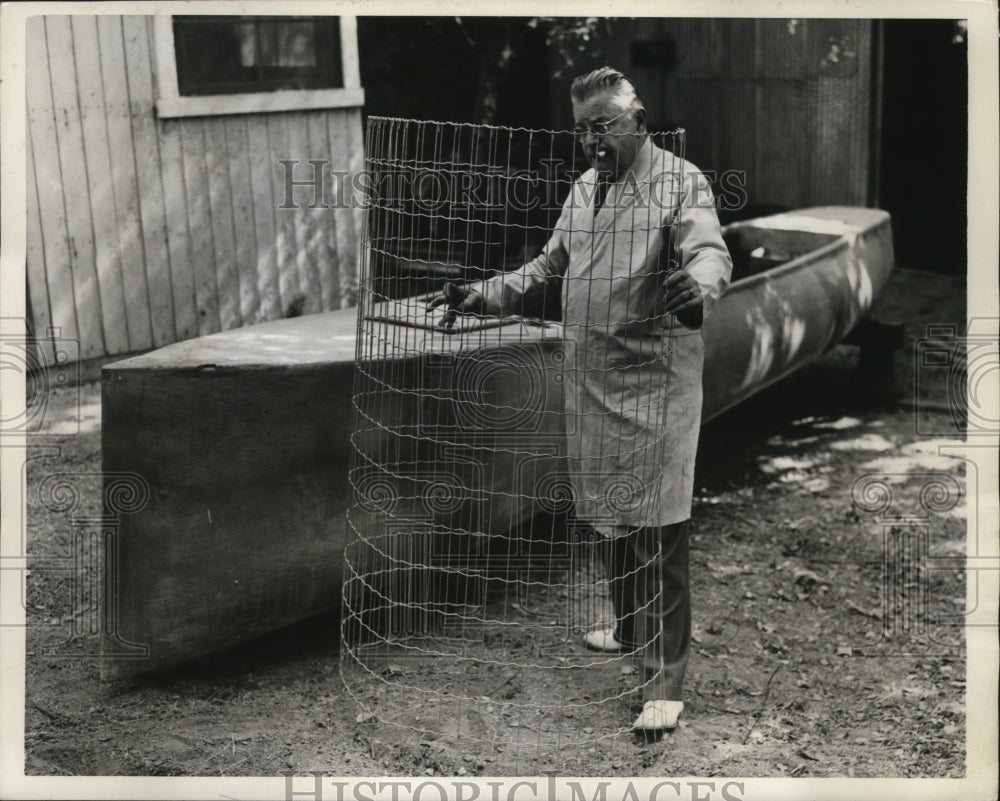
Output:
[342, 116, 688, 751]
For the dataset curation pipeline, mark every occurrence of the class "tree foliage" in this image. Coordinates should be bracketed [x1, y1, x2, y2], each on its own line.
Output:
[453, 17, 612, 123]
[527, 17, 612, 78]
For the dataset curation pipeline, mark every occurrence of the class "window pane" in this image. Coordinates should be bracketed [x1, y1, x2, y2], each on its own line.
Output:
[258, 23, 277, 68]
[237, 21, 257, 68]
[277, 22, 317, 67]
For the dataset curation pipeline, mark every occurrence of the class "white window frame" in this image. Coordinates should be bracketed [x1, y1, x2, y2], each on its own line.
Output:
[153, 15, 364, 118]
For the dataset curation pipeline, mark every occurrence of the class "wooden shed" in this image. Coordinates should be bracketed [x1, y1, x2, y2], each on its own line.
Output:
[26, 14, 365, 368]
[548, 18, 880, 212]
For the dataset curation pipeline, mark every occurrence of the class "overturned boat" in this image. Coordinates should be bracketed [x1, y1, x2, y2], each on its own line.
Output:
[101, 205, 893, 674]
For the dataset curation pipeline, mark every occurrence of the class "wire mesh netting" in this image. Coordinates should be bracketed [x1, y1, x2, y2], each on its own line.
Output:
[342, 116, 688, 754]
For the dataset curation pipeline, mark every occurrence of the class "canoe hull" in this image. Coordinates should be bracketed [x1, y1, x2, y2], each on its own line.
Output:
[704, 206, 894, 418]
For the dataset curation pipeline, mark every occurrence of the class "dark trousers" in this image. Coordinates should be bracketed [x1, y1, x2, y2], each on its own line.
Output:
[601, 521, 690, 702]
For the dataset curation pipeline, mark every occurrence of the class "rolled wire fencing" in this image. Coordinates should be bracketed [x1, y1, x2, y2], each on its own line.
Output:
[342, 116, 687, 756]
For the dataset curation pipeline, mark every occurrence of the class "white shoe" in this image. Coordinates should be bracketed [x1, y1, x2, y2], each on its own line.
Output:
[583, 628, 625, 652]
[632, 700, 683, 731]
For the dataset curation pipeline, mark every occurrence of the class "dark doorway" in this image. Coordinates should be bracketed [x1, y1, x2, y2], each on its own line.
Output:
[878, 19, 968, 274]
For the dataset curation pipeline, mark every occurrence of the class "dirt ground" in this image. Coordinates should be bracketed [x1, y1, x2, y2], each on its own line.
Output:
[20, 268, 973, 779]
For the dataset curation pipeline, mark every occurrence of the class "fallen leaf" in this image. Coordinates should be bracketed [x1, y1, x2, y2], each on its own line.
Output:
[793, 568, 824, 586]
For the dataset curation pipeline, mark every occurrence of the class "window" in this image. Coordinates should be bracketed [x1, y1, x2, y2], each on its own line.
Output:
[173, 17, 343, 95]
[154, 15, 363, 117]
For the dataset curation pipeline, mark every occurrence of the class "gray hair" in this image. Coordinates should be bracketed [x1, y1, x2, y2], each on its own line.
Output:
[570, 66, 645, 111]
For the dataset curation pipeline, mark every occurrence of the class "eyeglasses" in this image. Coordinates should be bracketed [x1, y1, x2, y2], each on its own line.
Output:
[573, 108, 631, 139]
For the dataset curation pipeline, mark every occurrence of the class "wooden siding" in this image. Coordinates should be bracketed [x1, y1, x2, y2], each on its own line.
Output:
[26, 15, 364, 366]
[549, 18, 875, 212]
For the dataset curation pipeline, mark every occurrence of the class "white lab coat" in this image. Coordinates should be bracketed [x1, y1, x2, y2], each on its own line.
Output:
[477, 138, 732, 535]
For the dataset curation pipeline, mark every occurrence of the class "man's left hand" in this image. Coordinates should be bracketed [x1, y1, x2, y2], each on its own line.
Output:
[663, 270, 704, 329]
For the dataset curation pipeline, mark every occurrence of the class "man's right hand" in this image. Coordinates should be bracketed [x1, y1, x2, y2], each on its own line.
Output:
[426, 281, 486, 329]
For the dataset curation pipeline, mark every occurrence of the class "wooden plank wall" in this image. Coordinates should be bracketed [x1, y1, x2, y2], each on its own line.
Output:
[549, 18, 874, 212]
[26, 15, 364, 366]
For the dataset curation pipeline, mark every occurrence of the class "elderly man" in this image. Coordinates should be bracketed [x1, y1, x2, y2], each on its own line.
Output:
[431, 66, 732, 732]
